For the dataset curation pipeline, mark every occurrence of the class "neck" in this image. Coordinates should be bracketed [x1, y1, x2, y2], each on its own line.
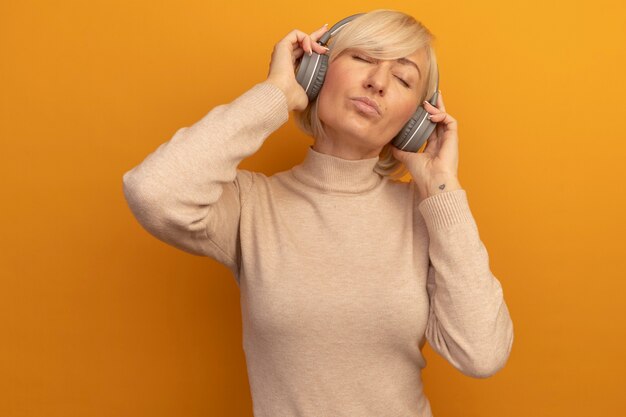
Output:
[312, 137, 383, 160]
[291, 146, 382, 194]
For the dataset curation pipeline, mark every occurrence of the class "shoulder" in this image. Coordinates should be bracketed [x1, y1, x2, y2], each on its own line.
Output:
[235, 168, 291, 199]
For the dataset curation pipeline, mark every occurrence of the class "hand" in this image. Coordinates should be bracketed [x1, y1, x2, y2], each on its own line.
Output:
[265, 24, 330, 112]
[391, 91, 461, 200]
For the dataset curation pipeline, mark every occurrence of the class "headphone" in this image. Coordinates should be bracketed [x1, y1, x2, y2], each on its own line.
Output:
[295, 13, 440, 153]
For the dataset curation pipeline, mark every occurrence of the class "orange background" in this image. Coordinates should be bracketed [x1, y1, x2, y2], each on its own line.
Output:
[1, 0, 625, 416]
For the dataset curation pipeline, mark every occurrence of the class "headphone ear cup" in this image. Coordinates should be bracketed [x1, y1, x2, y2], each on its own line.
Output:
[295, 52, 329, 101]
[307, 53, 328, 101]
[391, 105, 437, 152]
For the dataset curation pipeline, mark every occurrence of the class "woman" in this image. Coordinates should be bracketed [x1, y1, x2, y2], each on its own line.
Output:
[122, 9, 514, 417]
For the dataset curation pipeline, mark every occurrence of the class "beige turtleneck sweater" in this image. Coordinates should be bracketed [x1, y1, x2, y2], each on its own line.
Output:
[122, 81, 514, 417]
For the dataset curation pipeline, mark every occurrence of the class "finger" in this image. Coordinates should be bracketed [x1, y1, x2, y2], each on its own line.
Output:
[423, 91, 446, 113]
[427, 111, 446, 122]
[313, 42, 330, 54]
[441, 113, 457, 131]
[310, 30, 330, 55]
[424, 102, 443, 125]
[289, 30, 323, 56]
[392, 147, 417, 165]
[303, 36, 313, 56]
[285, 29, 312, 49]
[291, 48, 304, 66]
[310, 23, 329, 41]
[308, 24, 330, 55]
[293, 47, 305, 62]
[391, 146, 407, 162]
[436, 90, 446, 112]
[423, 100, 441, 114]
[430, 112, 458, 131]
[282, 28, 329, 57]
[421, 123, 441, 154]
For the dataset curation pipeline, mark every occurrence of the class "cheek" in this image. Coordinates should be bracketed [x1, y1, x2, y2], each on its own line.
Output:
[323, 62, 341, 85]
[317, 88, 332, 123]
[317, 74, 343, 121]
[404, 94, 422, 117]
[402, 102, 419, 120]
[393, 101, 417, 128]
[320, 62, 352, 99]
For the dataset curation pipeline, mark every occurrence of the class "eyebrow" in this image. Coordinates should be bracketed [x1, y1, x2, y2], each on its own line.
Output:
[396, 58, 421, 80]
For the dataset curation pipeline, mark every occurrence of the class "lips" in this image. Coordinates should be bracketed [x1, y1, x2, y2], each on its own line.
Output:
[351, 97, 381, 116]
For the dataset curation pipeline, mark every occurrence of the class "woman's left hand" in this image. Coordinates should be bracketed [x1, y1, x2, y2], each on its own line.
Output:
[391, 90, 461, 199]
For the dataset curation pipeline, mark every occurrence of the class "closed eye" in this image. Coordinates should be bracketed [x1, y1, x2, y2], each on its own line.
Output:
[352, 54, 371, 63]
[352, 54, 411, 88]
[395, 76, 410, 88]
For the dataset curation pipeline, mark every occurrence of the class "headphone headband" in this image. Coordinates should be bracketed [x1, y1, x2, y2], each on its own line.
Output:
[317, 13, 365, 46]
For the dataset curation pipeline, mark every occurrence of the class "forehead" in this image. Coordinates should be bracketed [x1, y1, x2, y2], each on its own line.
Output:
[404, 49, 428, 78]
[403, 48, 428, 66]
[342, 47, 428, 69]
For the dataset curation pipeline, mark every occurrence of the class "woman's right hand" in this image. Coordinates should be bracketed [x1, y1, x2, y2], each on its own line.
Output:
[266, 24, 330, 112]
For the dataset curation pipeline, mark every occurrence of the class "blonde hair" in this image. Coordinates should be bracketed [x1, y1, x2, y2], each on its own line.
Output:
[294, 9, 439, 180]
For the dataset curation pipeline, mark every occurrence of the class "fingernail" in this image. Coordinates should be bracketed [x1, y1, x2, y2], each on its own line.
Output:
[423, 100, 430, 105]
[308, 49, 312, 56]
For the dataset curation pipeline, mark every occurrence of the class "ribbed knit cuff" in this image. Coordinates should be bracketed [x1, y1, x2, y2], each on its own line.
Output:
[418, 189, 476, 231]
[244, 81, 290, 134]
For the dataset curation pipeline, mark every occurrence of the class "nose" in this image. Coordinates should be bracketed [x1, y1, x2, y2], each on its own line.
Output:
[364, 64, 389, 95]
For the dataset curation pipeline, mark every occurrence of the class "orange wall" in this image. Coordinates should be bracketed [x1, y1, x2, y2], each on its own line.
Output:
[1, 0, 625, 416]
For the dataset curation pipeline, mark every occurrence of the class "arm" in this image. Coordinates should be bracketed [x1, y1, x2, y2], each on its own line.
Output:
[121, 23, 330, 275]
[417, 187, 514, 378]
[122, 82, 289, 274]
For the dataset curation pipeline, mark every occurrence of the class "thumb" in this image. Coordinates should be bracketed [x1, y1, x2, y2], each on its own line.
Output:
[391, 146, 408, 162]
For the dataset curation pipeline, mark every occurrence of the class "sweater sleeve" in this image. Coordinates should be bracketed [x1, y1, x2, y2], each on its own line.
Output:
[416, 187, 514, 379]
[122, 82, 289, 276]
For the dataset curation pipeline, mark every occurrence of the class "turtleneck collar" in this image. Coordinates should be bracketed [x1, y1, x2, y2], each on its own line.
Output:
[291, 146, 382, 194]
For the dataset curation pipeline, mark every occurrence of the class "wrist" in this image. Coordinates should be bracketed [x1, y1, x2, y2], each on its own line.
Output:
[265, 76, 296, 112]
[417, 174, 462, 201]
